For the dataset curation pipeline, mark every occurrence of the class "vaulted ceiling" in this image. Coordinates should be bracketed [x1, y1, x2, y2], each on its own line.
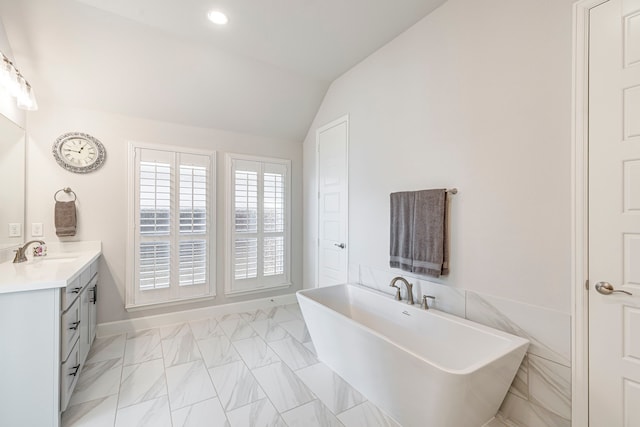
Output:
[0, 0, 446, 141]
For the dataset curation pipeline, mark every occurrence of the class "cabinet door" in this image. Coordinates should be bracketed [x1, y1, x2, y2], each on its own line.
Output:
[61, 297, 81, 362]
[88, 277, 98, 345]
[60, 339, 81, 412]
[79, 285, 90, 363]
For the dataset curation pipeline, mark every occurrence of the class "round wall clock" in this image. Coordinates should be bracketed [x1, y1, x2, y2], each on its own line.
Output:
[52, 132, 106, 173]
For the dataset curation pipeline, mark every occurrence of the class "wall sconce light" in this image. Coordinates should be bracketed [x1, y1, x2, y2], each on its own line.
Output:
[0, 51, 37, 111]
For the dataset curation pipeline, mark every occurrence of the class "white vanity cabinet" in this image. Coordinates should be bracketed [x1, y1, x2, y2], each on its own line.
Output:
[59, 259, 99, 412]
[0, 242, 101, 427]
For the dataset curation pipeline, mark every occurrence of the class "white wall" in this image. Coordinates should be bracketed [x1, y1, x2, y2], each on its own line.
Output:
[26, 100, 303, 323]
[303, 0, 574, 313]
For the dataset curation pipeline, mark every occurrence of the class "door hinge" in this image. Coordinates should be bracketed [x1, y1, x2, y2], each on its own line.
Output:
[585, 279, 589, 290]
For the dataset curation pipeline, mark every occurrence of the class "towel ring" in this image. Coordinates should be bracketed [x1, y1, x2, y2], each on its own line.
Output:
[54, 187, 77, 202]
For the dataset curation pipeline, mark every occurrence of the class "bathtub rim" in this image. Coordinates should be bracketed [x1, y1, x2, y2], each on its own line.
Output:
[297, 283, 529, 375]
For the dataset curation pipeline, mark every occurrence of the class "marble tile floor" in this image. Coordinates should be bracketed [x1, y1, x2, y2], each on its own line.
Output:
[62, 303, 406, 427]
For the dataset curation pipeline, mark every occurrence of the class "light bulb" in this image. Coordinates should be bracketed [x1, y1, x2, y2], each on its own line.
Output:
[207, 10, 228, 25]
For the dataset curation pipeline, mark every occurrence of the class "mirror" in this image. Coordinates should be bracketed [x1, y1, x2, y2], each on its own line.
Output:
[0, 113, 25, 250]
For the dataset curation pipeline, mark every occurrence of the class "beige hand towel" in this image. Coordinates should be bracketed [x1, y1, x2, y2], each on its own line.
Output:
[55, 201, 77, 237]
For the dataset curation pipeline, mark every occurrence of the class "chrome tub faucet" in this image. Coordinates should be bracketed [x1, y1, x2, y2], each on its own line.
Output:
[390, 276, 414, 305]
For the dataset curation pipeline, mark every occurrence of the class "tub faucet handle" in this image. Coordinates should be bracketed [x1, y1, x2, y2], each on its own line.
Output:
[421, 295, 436, 310]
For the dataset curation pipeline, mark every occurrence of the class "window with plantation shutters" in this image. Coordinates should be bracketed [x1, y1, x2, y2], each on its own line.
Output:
[127, 143, 215, 309]
[226, 154, 291, 294]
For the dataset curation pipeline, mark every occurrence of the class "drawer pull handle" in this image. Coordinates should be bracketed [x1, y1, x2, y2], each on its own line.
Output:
[69, 321, 81, 330]
[71, 287, 81, 294]
[90, 285, 98, 304]
[69, 364, 81, 377]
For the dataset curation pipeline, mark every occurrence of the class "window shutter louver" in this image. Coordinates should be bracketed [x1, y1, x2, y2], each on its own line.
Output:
[139, 242, 170, 289]
[138, 160, 172, 289]
[263, 171, 285, 276]
[178, 164, 208, 287]
[234, 168, 259, 280]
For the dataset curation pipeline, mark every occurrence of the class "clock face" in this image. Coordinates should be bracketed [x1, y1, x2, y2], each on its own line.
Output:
[53, 133, 106, 173]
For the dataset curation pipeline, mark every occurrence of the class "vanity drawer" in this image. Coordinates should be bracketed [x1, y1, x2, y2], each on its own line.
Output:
[62, 275, 83, 311]
[60, 339, 81, 412]
[61, 297, 81, 362]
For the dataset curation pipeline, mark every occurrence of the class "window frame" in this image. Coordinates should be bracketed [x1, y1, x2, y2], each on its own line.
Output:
[225, 153, 292, 296]
[126, 141, 216, 310]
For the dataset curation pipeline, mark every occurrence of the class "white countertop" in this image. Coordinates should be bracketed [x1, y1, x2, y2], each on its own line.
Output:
[0, 241, 102, 294]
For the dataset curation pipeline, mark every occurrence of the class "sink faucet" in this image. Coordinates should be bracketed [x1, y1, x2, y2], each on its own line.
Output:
[13, 240, 46, 263]
[390, 276, 414, 305]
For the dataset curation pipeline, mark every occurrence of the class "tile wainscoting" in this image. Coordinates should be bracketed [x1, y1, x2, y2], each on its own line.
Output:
[353, 265, 572, 427]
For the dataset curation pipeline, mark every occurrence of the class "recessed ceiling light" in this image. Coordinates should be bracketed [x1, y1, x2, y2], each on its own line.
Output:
[208, 10, 229, 25]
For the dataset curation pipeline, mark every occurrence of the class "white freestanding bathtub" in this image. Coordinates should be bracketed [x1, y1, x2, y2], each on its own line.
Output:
[297, 284, 528, 427]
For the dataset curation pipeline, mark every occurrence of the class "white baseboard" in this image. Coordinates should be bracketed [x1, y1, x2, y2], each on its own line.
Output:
[96, 293, 299, 337]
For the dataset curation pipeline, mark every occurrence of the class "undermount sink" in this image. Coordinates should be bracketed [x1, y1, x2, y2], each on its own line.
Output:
[28, 254, 81, 264]
[39, 257, 78, 264]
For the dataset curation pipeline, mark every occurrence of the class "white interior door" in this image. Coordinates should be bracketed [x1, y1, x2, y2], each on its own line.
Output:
[589, 0, 640, 425]
[317, 116, 349, 287]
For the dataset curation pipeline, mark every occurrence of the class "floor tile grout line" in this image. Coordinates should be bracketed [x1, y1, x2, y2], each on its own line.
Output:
[250, 361, 317, 416]
[112, 340, 127, 427]
[293, 364, 366, 417]
[201, 359, 233, 426]
[158, 354, 174, 427]
[116, 363, 169, 408]
[212, 357, 264, 414]
[237, 363, 289, 425]
[231, 334, 284, 370]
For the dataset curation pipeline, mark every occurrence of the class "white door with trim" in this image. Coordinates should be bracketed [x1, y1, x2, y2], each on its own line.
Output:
[317, 116, 349, 287]
[589, 0, 640, 424]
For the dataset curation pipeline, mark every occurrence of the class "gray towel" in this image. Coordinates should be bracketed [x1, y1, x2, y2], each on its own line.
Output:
[412, 189, 448, 277]
[55, 201, 77, 237]
[389, 189, 449, 277]
[389, 192, 415, 272]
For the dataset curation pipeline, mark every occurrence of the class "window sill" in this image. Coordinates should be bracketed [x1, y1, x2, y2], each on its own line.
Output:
[126, 294, 216, 312]
[225, 282, 292, 298]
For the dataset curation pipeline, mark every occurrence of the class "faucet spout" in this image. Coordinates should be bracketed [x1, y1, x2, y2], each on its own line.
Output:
[390, 276, 414, 305]
[13, 240, 46, 263]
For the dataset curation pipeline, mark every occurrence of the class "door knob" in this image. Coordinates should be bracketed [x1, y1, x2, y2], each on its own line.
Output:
[334, 243, 345, 249]
[595, 281, 633, 296]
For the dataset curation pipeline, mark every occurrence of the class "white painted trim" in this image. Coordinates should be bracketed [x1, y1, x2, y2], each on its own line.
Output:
[315, 114, 350, 288]
[97, 292, 298, 337]
[572, 1, 609, 425]
[225, 282, 292, 297]
[124, 295, 216, 312]
[125, 141, 136, 308]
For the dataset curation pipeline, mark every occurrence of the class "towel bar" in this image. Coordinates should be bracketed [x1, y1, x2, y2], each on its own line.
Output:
[446, 188, 458, 194]
[54, 187, 77, 202]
